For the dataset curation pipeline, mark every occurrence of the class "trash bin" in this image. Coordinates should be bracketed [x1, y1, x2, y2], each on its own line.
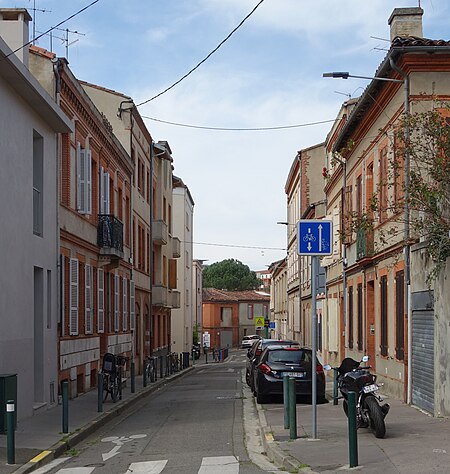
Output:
[182, 352, 189, 368]
[0, 374, 17, 434]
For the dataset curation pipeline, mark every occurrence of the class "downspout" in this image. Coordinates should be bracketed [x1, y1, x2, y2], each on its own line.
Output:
[389, 57, 411, 404]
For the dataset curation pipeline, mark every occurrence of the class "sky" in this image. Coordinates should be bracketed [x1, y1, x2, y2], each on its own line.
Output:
[3, 0, 450, 270]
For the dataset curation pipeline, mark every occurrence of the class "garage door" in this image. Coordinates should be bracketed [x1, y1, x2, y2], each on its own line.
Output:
[411, 308, 434, 414]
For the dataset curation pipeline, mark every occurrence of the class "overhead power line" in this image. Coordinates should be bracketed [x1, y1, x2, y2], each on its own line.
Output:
[3, 0, 100, 60]
[142, 115, 338, 131]
[136, 0, 266, 107]
[185, 241, 286, 251]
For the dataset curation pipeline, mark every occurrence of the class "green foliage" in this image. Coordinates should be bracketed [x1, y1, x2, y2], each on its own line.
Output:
[203, 259, 260, 290]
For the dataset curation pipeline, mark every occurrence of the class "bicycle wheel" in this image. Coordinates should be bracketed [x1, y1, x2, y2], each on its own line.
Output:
[111, 375, 120, 402]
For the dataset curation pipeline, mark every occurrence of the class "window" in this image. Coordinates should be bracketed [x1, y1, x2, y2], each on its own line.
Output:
[123, 278, 128, 331]
[168, 204, 172, 234]
[85, 264, 93, 334]
[130, 281, 135, 331]
[393, 135, 405, 211]
[33, 131, 43, 236]
[76, 142, 92, 215]
[379, 146, 388, 223]
[99, 166, 110, 214]
[356, 174, 363, 218]
[69, 258, 79, 335]
[247, 304, 254, 320]
[357, 283, 363, 351]
[114, 274, 120, 332]
[343, 185, 353, 244]
[97, 268, 104, 333]
[395, 271, 405, 360]
[348, 286, 353, 349]
[380, 275, 388, 356]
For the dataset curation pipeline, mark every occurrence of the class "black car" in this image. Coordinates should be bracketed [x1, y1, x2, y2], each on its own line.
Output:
[252, 345, 326, 404]
[245, 338, 299, 390]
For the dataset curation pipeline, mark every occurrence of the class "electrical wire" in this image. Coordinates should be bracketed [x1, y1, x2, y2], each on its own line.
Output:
[183, 241, 286, 251]
[3, 0, 100, 60]
[141, 115, 338, 131]
[136, 0, 266, 107]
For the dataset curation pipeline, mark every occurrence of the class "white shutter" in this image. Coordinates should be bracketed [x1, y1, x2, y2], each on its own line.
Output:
[114, 274, 120, 332]
[61, 255, 65, 337]
[78, 148, 86, 213]
[99, 166, 105, 214]
[85, 264, 93, 334]
[76, 142, 82, 211]
[86, 150, 92, 215]
[69, 258, 79, 335]
[123, 277, 128, 331]
[97, 268, 104, 333]
[130, 280, 135, 331]
[101, 170, 110, 215]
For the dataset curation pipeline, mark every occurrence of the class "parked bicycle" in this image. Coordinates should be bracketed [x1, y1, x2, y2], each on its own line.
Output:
[144, 356, 157, 383]
[101, 353, 128, 402]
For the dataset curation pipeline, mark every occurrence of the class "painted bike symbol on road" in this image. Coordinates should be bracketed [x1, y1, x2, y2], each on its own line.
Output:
[101, 434, 147, 461]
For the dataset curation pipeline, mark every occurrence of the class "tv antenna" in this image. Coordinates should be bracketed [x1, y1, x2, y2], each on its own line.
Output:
[29, 0, 51, 45]
[334, 90, 351, 100]
[51, 26, 85, 59]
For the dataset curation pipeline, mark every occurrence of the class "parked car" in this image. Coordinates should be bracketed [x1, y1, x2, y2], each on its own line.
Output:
[246, 338, 299, 390]
[252, 345, 326, 404]
[241, 334, 261, 349]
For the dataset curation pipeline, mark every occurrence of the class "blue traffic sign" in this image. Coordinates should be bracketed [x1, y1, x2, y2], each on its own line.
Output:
[297, 219, 333, 256]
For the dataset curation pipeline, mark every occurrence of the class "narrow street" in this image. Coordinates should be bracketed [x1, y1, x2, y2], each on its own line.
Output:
[33, 352, 278, 474]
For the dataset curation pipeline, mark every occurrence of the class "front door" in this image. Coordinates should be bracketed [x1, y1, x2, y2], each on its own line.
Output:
[366, 279, 376, 370]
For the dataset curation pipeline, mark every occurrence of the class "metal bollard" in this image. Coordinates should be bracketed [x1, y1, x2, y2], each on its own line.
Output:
[283, 374, 290, 429]
[131, 361, 135, 393]
[192, 350, 196, 366]
[6, 400, 15, 465]
[348, 391, 358, 468]
[288, 377, 297, 440]
[62, 380, 69, 434]
[160, 356, 164, 379]
[143, 359, 148, 387]
[180, 353, 183, 370]
[333, 368, 339, 406]
[98, 373, 103, 412]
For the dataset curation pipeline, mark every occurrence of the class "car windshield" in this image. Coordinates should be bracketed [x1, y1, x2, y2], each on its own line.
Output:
[268, 349, 311, 364]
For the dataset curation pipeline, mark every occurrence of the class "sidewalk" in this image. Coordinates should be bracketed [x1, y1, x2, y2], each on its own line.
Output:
[258, 379, 450, 473]
[0, 360, 204, 474]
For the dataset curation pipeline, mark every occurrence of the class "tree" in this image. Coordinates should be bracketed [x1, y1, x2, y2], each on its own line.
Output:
[203, 259, 260, 290]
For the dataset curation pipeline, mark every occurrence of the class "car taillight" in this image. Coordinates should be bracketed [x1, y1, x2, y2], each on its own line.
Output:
[316, 364, 324, 374]
[256, 349, 261, 356]
[259, 363, 272, 375]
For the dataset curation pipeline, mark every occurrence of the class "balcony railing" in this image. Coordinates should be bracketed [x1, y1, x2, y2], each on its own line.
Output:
[97, 214, 123, 254]
[356, 227, 374, 260]
[152, 220, 168, 245]
[172, 237, 181, 258]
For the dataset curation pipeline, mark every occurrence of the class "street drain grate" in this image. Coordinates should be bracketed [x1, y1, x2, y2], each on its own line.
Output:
[84, 463, 105, 468]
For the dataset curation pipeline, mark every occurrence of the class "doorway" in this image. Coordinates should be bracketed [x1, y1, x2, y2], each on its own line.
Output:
[366, 280, 376, 370]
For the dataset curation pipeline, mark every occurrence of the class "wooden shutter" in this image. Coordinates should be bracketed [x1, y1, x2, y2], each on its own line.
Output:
[86, 150, 92, 215]
[122, 277, 128, 331]
[357, 283, 363, 351]
[97, 268, 104, 333]
[380, 276, 388, 356]
[60, 255, 65, 337]
[114, 274, 120, 332]
[348, 286, 353, 349]
[130, 281, 135, 331]
[69, 258, 79, 335]
[85, 264, 93, 333]
[395, 271, 405, 360]
[76, 142, 82, 211]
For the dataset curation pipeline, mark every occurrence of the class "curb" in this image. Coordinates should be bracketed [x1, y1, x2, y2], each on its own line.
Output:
[13, 367, 194, 474]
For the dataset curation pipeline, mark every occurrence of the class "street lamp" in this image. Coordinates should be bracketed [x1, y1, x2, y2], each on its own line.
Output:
[149, 141, 169, 357]
[324, 68, 411, 402]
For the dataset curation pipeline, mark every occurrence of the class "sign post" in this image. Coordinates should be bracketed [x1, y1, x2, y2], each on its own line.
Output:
[297, 219, 332, 440]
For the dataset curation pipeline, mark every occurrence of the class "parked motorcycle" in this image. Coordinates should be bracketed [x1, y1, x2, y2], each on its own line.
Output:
[191, 344, 201, 360]
[324, 356, 390, 438]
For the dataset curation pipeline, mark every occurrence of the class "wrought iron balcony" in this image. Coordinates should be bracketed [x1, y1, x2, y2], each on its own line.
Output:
[97, 214, 123, 256]
[356, 227, 374, 260]
[152, 219, 168, 245]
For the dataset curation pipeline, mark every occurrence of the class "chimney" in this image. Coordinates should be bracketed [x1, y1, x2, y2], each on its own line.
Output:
[0, 8, 32, 66]
[388, 7, 423, 42]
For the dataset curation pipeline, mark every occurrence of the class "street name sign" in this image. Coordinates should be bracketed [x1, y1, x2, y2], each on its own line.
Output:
[297, 219, 333, 256]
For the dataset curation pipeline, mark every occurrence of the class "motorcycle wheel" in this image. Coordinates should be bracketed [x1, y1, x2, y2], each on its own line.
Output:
[364, 396, 386, 438]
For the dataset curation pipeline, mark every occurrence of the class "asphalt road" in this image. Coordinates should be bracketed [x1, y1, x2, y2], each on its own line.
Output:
[33, 351, 279, 474]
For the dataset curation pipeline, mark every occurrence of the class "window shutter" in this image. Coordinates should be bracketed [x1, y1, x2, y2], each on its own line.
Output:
[97, 268, 104, 333]
[61, 255, 65, 337]
[332, 207, 340, 256]
[78, 148, 86, 213]
[69, 258, 79, 335]
[130, 280, 135, 331]
[114, 274, 120, 332]
[99, 166, 105, 214]
[86, 150, 92, 215]
[76, 142, 82, 211]
[102, 170, 110, 215]
[123, 277, 128, 331]
[85, 264, 93, 333]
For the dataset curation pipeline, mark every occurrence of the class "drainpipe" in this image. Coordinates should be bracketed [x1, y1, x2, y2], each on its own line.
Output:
[389, 57, 411, 404]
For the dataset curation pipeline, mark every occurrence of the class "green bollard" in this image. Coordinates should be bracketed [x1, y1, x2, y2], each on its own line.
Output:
[192, 350, 196, 366]
[288, 377, 297, 440]
[98, 373, 103, 412]
[62, 380, 69, 434]
[283, 374, 290, 429]
[131, 361, 135, 393]
[348, 391, 358, 468]
[333, 368, 339, 406]
[6, 400, 15, 465]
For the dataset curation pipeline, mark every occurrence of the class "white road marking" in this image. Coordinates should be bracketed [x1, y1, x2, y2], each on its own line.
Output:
[101, 434, 147, 460]
[32, 458, 70, 473]
[125, 460, 168, 473]
[57, 468, 95, 474]
[198, 456, 239, 473]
